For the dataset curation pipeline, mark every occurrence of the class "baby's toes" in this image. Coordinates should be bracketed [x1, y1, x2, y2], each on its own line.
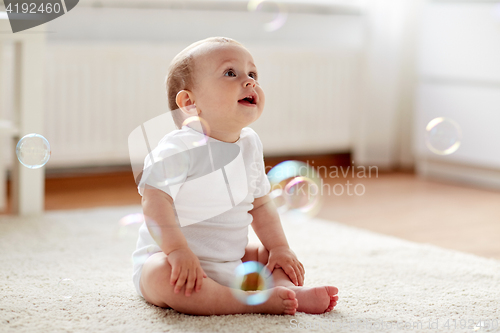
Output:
[326, 286, 338, 296]
[325, 297, 338, 312]
[328, 305, 336, 312]
[284, 298, 298, 309]
[283, 297, 298, 315]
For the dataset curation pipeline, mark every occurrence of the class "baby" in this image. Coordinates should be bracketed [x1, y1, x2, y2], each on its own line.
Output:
[132, 37, 338, 315]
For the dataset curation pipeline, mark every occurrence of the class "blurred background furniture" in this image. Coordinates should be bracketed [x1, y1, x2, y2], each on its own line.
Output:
[0, 16, 46, 215]
[414, 1, 500, 190]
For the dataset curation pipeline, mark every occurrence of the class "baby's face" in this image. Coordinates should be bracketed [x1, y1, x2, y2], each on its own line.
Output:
[190, 43, 265, 136]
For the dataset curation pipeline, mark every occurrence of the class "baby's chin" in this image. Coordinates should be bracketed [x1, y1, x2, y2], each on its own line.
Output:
[238, 103, 263, 117]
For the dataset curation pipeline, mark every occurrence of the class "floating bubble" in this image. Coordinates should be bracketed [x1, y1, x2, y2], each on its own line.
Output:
[15, 133, 51, 169]
[247, 0, 288, 32]
[425, 117, 462, 155]
[118, 213, 167, 248]
[283, 176, 320, 212]
[117, 213, 148, 239]
[57, 278, 75, 299]
[231, 261, 274, 305]
[182, 116, 211, 147]
[119, 213, 146, 226]
[267, 161, 323, 218]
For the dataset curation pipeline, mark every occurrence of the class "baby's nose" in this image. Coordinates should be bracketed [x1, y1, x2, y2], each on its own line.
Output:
[244, 80, 256, 87]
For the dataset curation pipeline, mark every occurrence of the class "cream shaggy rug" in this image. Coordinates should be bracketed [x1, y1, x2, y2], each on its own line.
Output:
[0, 206, 499, 333]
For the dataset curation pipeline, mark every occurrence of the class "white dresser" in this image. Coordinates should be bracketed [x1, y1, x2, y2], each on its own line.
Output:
[414, 1, 500, 189]
[0, 16, 46, 215]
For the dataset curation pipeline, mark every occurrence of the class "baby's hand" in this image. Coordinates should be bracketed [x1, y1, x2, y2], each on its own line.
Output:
[265, 246, 305, 286]
[167, 247, 207, 296]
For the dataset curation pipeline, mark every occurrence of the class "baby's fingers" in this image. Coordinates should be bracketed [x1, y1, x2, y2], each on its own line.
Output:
[185, 270, 196, 297]
[296, 265, 305, 286]
[174, 269, 188, 294]
[284, 265, 299, 286]
[265, 259, 276, 276]
[170, 264, 181, 286]
[195, 268, 204, 292]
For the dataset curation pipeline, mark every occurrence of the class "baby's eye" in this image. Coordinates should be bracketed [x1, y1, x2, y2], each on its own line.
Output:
[249, 72, 258, 80]
[224, 69, 236, 77]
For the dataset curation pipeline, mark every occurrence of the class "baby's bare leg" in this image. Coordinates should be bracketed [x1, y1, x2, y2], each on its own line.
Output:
[139, 252, 298, 315]
[243, 244, 339, 314]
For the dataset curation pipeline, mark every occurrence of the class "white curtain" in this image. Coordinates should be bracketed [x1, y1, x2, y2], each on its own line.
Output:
[353, 0, 426, 169]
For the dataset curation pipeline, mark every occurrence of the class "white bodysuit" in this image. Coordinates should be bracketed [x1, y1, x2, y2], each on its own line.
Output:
[132, 126, 270, 297]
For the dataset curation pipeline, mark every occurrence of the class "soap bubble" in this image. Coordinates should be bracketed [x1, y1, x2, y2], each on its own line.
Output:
[57, 278, 76, 299]
[267, 161, 323, 218]
[283, 176, 320, 212]
[117, 213, 148, 239]
[231, 261, 274, 305]
[16, 133, 51, 169]
[425, 117, 462, 155]
[118, 213, 167, 247]
[119, 213, 147, 226]
[247, 0, 288, 32]
[182, 116, 211, 147]
[126, 216, 163, 266]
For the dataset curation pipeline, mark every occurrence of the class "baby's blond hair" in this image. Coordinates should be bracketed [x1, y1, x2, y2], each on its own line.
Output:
[166, 37, 244, 129]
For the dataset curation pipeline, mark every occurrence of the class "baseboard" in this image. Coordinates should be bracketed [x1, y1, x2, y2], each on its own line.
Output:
[416, 158, 500, 191]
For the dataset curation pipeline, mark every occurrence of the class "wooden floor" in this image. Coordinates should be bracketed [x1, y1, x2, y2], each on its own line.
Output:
[316, 172, 500, 260]
[2, 166, 500, 260]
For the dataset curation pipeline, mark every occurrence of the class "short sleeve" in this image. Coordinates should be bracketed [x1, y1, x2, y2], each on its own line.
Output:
[137, 137, 190, 198]
[248, 129, 271, 198]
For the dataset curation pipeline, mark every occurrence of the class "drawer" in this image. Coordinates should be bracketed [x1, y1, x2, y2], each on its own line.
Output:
[414, 82, 500, 169]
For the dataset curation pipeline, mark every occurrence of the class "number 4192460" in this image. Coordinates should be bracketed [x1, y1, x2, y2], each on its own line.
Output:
[5, 2, 62, 14]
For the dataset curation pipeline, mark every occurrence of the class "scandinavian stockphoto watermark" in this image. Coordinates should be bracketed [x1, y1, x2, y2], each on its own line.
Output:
[2, 0, 79, 33]
[261, 160, 379, 197]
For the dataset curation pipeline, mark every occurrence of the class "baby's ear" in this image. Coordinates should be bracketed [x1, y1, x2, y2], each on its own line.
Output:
[176, 90, 198, 117]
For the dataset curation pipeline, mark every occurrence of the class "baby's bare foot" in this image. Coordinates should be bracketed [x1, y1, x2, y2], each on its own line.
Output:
[289, 286, 339, 314]
[252, 286, 298, 315]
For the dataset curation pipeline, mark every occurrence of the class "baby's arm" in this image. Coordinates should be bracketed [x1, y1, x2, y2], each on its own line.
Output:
[142, 186, 207, 296]
[250, 195, 305, 286]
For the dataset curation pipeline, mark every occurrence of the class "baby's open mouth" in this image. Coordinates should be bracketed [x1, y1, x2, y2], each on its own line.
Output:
[238, 95, 256, 106]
